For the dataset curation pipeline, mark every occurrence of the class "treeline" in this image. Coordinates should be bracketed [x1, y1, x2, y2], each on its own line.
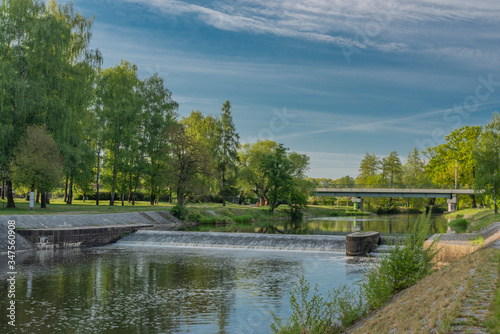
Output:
[0, 0, 311, 212]
[308, 116, 500, 211]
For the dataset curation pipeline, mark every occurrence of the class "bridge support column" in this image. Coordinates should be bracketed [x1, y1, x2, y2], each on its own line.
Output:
[352, 197, 364, 211]
[447, 195, 457, 212]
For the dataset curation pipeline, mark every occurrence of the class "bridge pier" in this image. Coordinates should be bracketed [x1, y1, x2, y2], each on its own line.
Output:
[352, 197, 364, 210]
[447, 195, 457, 212]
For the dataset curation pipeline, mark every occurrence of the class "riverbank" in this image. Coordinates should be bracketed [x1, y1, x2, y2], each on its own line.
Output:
[0, 199, 367, 222]
[445, 208, 499, 231]
[346, 245, 500, 333]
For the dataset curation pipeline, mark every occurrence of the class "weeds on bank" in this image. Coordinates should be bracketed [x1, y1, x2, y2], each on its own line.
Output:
[270, 211, 440, 333]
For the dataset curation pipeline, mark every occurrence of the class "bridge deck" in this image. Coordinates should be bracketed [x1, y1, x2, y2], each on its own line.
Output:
[314, 188, 475, 199]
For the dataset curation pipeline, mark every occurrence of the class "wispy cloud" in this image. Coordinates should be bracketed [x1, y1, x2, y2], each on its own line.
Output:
[123, 0, 500, 65]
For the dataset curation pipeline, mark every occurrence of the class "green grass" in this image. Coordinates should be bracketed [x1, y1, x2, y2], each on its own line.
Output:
[0, 198, 174, 215]
[445, 208, 500, 232]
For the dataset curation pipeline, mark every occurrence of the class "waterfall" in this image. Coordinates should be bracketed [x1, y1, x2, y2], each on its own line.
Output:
[116, 231, 346, 252]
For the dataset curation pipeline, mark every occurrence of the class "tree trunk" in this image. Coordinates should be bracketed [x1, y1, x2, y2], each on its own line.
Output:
[222, 167, 226, 207]
[168, 188, 172, 204]
[121, 191, 124, 206]
[494, 189, 498, 214]
[150, 193, 155, 206]
[96, 150, 100, 206]
[471, 194, 476, 208]
[132, 175, 139, 206]
[82, 193, 86, 203]
[1, 176, 5, 200]
[36, 190, 40, 204]
[67, 174, 73, 205]
[40, 191, 47, 209]
[110, 150, 118, 206]
[63, 175, 68, 203]
[6, 177, 15, 208]
[177, 188, 183, 206]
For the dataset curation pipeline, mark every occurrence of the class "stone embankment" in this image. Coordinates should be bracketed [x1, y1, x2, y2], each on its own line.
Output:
[0, 211, 182, 252]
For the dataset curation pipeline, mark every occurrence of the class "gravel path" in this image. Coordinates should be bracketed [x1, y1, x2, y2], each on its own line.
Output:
[450, 249, 499, 334]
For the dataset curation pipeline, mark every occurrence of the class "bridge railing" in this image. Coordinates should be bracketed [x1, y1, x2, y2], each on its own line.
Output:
[315, 184, 474, 190]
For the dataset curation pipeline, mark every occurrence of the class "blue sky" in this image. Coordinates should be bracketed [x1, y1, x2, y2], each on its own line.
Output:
[71, 0, 500, 178]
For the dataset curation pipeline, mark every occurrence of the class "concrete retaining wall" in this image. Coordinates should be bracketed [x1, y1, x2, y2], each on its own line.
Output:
[0, 211, 181, 252]
[424, 222, 500, 263]
[16, 225, 151, 249]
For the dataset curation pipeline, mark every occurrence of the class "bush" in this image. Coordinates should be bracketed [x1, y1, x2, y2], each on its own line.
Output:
[270, 277, 365, 334]
[361, 211, 440, 309]
[171, 205, 187, 220]
[233, 215, 254, 223]
[448, 218, 470, 233]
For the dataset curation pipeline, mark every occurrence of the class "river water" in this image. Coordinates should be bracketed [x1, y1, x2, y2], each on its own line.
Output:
[1, 244, 368, 333]
[1, 214, 447, 333]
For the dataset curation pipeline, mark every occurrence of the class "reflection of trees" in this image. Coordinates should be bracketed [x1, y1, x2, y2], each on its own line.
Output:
[0, 249, 244, 333]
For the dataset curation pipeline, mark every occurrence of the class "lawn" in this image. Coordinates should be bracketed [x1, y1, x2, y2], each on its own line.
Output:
[0, 198, 363, 221]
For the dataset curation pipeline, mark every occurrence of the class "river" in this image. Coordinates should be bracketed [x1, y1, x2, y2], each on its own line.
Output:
[1, 243, 368, 333]
[0, 213, 447, 333]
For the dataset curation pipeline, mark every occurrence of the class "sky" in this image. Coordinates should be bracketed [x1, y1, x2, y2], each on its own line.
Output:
[70, 0, 500, 179]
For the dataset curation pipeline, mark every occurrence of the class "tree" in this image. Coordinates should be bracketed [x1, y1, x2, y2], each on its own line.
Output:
[261, 144, 295, 213]
[140, 74, 178, 205]
[424, 126, 482, 188]
[216, 100, 240, 206]
[238, 140, 278, 206]
[96, 60, 141, 205]
[474, 113, 500, 213]
[355, 152, 381, 187]
[10, 126, 62, 208]
[381, 151, 403, 187]
[164, 123, 210, 206]
[0, 0, 99, 208]
[260, 144, 311, 214]
[402, 148, 429, 208]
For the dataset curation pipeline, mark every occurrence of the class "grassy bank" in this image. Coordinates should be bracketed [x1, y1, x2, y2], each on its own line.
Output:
[0, 198, 174, 215]
[0, 199, 365, 222]
[347, 247, 499, 333]
[445, 208, 499, 231]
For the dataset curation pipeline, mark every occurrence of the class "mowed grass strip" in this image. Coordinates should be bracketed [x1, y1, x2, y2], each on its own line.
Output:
[347, 248, 498, 334]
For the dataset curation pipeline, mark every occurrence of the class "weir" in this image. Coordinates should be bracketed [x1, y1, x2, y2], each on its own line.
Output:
[117, 230, 347, 252]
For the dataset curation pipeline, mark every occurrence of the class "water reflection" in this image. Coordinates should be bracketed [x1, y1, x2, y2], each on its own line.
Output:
[190, 214, 448, 236]
[0, 246, 366, 333]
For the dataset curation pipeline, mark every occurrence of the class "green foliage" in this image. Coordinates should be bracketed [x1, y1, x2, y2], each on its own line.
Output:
[361, 211, 440, 309]
[270, 277, 365, 334]
[448, 218, 470, 233]
[469, 235, 484, 247]
[424, 125, 482, 187]
[10, 126, 63, 192]
[474, 112, 500, 213]
[171, 205, 187, 220]
[232, 215, 254, 223]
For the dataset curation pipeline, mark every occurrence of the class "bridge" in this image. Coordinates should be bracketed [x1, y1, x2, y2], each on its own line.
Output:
[313, 187, 477, 211]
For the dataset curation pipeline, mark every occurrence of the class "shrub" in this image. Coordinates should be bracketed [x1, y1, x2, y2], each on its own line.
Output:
[448, 218, 470, 233]
[270, 277, 365, 334]
[171, 205, 187, 220]
[233, 215, 254, 223]
[361, 211, 440, 309]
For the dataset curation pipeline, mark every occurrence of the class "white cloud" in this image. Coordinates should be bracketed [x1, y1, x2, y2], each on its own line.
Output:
[121, 0, 500, 65]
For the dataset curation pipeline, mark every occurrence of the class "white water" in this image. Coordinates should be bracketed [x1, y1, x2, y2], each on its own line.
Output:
[118, 230, 347, 252]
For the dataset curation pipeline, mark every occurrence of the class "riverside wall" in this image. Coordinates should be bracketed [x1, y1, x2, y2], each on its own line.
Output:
[0, 211, 182, 253]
